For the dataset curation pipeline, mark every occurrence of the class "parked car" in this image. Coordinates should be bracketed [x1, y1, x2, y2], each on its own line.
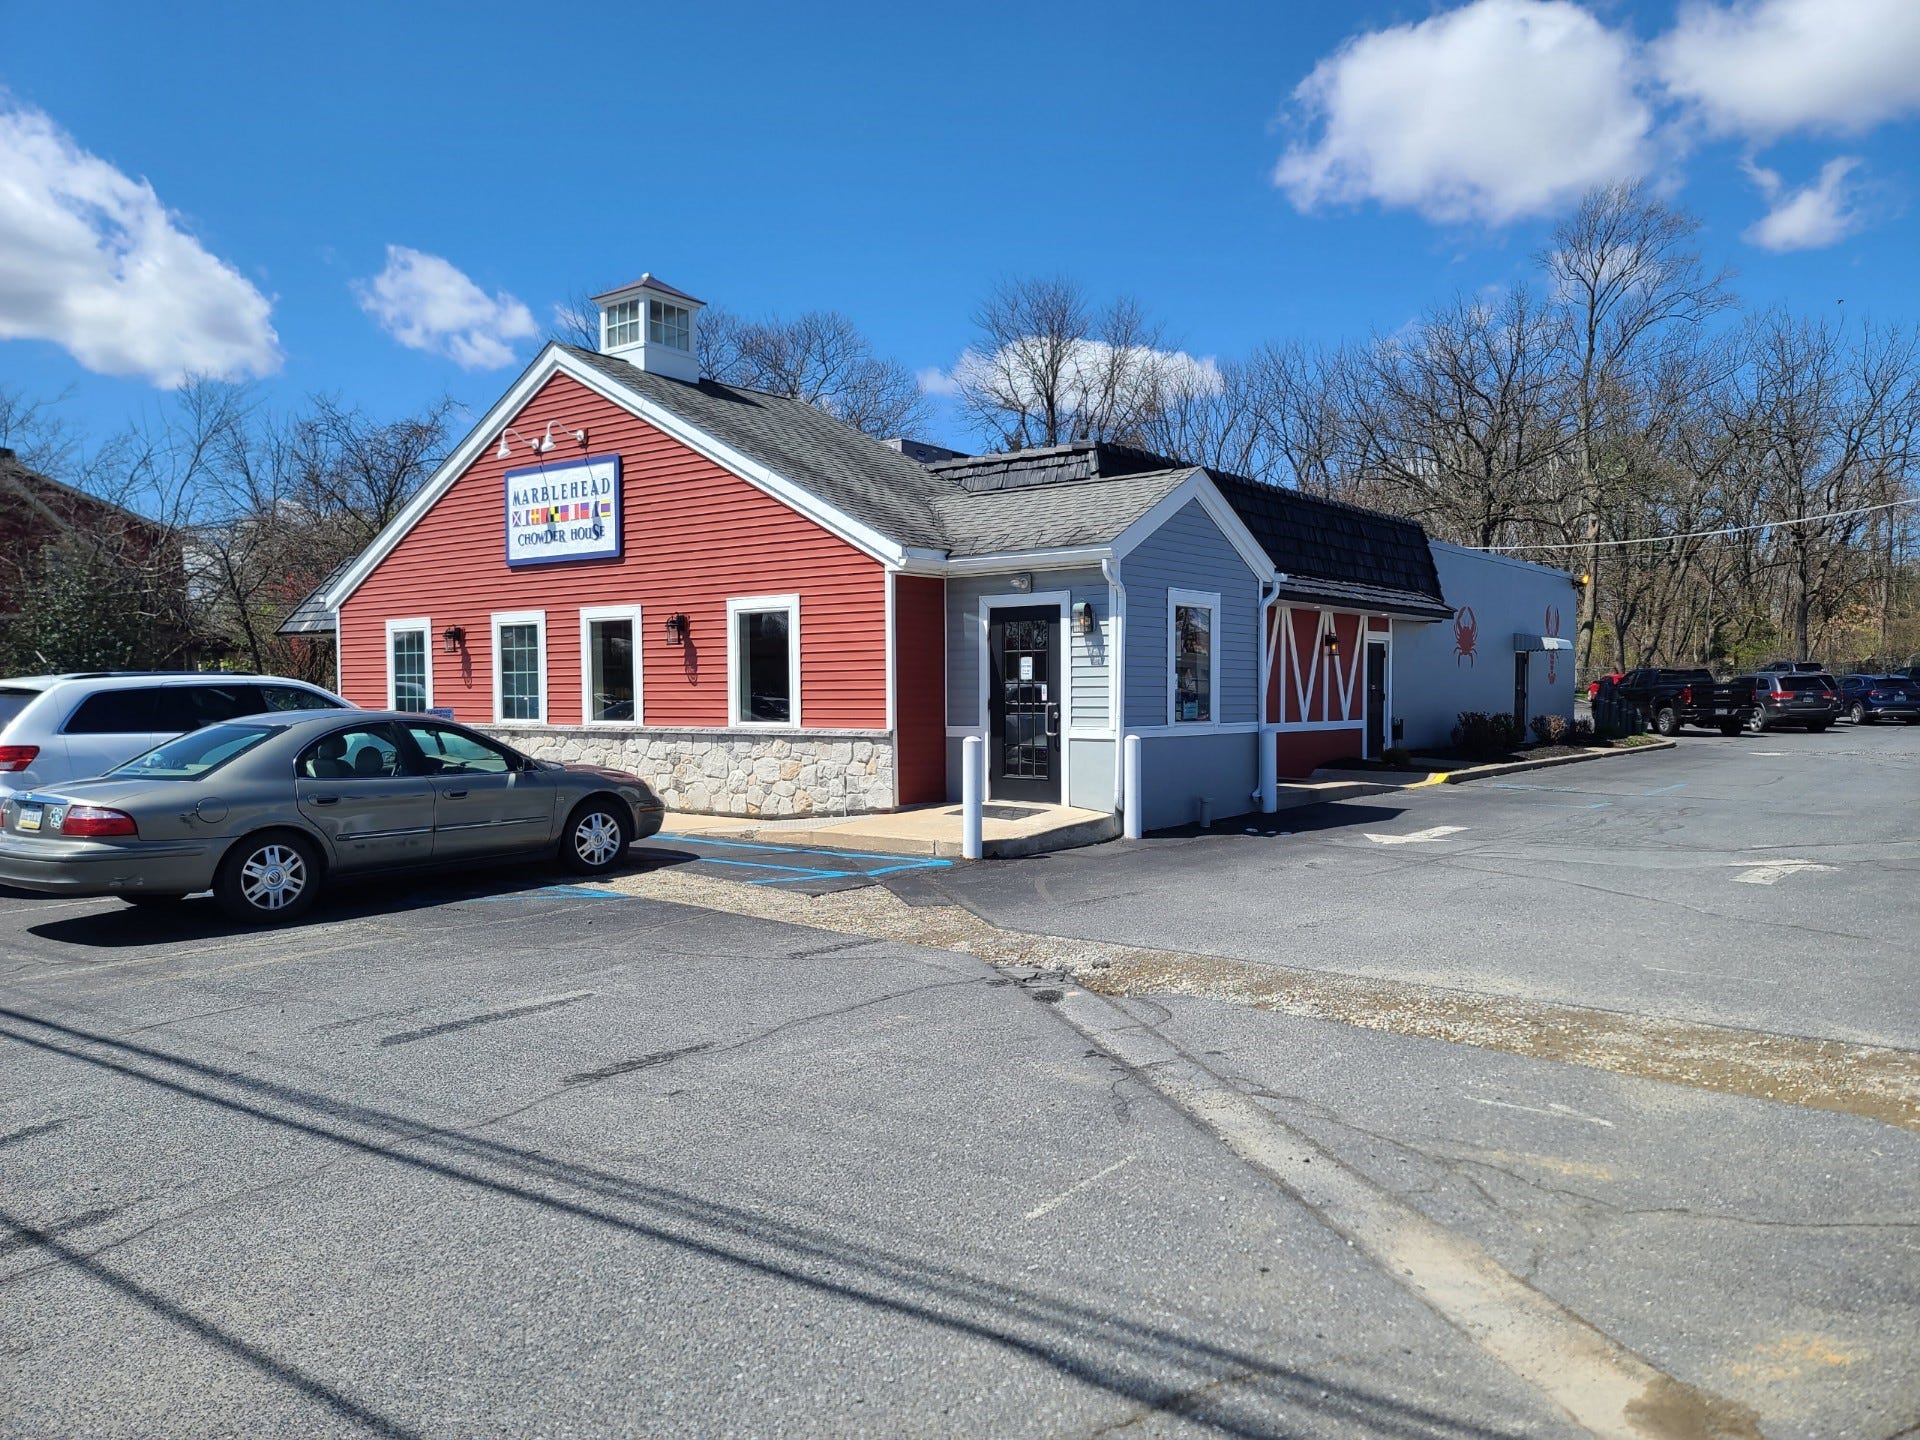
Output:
[1838, 674, 1920, 725]
[1758, 660, 1827, 673]
[0, 672, 350, 803]
[0, 711, 665, 923]
[1740, 673, 1840, 733]
[1586, 672, 1626, 700]
[1613, 667, 1754, 736]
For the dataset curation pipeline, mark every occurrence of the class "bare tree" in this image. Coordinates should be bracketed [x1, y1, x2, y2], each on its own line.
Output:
[1541, 182, 1735, 673]
[952, 277, 1187, 450]
[699, 309, 930, 439]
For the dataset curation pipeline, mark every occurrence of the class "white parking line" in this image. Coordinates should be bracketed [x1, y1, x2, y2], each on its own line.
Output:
[1024, 1154, 1138, 1220]
[1362, 825, 1467, 846]
[1464, 1096, 1616, 1128]
[1727, 859, 1836, 885]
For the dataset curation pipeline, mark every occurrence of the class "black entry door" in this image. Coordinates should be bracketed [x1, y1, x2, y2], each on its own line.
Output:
[988, 605, 1061, 804]
[1365, 642, 1388, 757]
[1514, 652, 1530, 733]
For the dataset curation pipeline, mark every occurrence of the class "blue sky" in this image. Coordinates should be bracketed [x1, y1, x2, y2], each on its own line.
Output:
[3, 0, 1917, 457]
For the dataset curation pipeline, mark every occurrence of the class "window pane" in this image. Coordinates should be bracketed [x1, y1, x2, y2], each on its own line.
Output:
[1174, 605, 1212, 723]
[391, 629, 428, 711]
[737, 610, 791, 724]
[64, 688, 163, 734]
[300, 725, 405, 781]
[403, 724, 513, 775]
[499, 623, 541, 720]
[587, 618, 636, 721]
[112, 724, 275, 781]
[649, 300, 689, 350]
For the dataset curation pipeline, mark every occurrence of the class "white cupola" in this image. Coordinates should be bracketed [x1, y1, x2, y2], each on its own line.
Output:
[591, 273, 704, 382]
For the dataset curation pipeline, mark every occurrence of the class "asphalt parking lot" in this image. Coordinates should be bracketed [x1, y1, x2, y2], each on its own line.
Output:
[3, 723, 1916, 1436]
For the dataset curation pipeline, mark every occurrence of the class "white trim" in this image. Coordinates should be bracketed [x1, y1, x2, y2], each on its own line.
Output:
[944, 546, 1112, 574]
[884, 570, 897, 734]
[324, 345, 911, 613]
[1166, 587, 1223, 728]
[974, 589, 1072, 805]
[384, 616, 432, 712]
[1065, 727, 1117, 741]
[726, 593, 802, 729]
[490, 610, 548, 725]
[1265, 720, 1364, 733]
[579, 604, 644, 725]
[1364, 629, 1393, 760]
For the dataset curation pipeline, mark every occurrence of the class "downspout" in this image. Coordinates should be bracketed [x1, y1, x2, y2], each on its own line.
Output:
[1101, 555, 1127, 814]
[1256, 573, 1285, 812]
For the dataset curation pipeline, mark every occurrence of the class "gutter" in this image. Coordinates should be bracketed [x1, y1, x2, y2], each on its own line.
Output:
[1101, 556, 1127, 814]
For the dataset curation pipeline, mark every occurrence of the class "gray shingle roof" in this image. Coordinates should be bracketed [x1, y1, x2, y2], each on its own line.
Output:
[278, 558, 352, 635]
[565, 346, 954, 549]
[931, 468, 1196, 558]
[928, 441, 1182, 494]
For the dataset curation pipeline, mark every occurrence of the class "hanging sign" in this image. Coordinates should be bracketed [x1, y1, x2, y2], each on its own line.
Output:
[505, 455, 622, 566]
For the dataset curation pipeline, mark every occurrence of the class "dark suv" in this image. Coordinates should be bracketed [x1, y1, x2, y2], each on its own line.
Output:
[1740, 673, 1840, 733]
[1838, 674, 1920, 725]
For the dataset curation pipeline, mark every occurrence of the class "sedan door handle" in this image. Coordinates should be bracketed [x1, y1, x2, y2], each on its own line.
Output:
[311, 794, 340, 806]
[444, 789, 468, 798]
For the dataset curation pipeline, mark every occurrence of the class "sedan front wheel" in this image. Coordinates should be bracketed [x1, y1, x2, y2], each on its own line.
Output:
[215, 832, 320, 924]
[560, 800, 631, 876]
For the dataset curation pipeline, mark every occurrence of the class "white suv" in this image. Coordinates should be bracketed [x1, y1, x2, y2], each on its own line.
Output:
[0, 672, 352, 800]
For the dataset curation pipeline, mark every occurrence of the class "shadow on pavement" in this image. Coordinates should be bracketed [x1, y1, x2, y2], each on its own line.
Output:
[0, 1006, 1531, 1440]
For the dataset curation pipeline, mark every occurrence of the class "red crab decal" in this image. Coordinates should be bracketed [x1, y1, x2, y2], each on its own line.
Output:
[1453, 606, 1477, 667]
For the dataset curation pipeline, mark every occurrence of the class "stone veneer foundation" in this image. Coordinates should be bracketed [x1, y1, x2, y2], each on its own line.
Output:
[486, 726, 898, 817]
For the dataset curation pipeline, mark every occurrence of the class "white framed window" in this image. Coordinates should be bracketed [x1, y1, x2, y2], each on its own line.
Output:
[603, 299, 642, 349]
[385, 617, 432, 712]
[648, 299, 691, 350]
[1167, 588, 1220, 726]
[580, 605, 644, 724]
[491, 610, 547, 723]
[726, 594, 801, 727]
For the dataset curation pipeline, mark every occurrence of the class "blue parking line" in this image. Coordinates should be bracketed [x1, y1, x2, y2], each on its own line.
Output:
[470, 884, 622, 902]
[689, 856, 853, 878]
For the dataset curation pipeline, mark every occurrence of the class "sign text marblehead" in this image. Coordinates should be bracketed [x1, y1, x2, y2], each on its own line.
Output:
[504, 454, 622, 566]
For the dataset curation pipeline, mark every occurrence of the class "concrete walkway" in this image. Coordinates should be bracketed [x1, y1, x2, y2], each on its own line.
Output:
[659, 802, 1117, 858]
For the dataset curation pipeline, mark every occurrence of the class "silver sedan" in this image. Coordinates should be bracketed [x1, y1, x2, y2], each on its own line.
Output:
[0, 710, 664, 923]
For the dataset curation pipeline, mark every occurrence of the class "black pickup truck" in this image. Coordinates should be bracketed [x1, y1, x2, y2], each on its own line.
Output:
[1611, 668, 1755, 736]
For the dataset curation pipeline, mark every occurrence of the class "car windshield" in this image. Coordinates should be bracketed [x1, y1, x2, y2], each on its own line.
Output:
[109, 723, 277, 780]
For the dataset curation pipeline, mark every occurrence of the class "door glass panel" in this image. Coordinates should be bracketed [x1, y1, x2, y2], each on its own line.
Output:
[1173, 605, 1212, 723]
[587, 618, 636, 721]
[63, 688, 162, 734]
[300, 726, 405, 780]
[999, 617, 1051, 779]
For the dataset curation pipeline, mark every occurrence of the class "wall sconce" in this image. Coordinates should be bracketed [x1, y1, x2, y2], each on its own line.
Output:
[1575, 571, 1592, 588]
[1072, 601, 1095, 636]
[442, 625, 466, 654]
[663, 613, 690, 647]
[1322, 627, 1340, 659]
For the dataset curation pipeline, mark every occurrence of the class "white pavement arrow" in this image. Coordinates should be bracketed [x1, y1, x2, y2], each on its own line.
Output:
[1726, 858, 1836, 885]
[1363, 825, 1468, 846]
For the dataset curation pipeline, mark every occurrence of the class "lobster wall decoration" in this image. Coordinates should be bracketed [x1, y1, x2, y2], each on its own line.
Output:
[1453, 607, 1477, 667]
[1545, 606, 1561, 684]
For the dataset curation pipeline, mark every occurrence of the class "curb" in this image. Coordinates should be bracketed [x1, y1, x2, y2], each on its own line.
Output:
[1428, 738, 1677, 784]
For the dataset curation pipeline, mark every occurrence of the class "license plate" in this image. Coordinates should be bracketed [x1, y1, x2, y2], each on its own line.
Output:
[17, 803, 42, 831]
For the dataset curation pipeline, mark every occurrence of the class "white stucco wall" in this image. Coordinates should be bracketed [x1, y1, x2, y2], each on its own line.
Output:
[1391, 543, 1579, 751]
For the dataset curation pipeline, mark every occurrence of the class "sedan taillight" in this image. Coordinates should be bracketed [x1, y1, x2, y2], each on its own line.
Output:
[0, 745, 39, 772]
[62, 805, 138, 837]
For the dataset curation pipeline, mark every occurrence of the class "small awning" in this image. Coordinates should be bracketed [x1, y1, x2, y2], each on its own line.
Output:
[1514, 633, 1573, 652]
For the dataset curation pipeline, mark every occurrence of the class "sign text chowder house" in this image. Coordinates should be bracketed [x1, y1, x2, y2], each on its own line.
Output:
[506, 454, 622, 565]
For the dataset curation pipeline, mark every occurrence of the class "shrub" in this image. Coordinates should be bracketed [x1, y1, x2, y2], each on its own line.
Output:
[1568, 717, 1596, 744]
[1530, 714, 1570, 745]
[1451, 711, 1523, 758]
[1488, 713, 1524, 752]
[1383, 745, 1411, 768]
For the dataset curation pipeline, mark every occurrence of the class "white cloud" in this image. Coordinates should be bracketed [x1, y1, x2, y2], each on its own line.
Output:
[1741, 156, 1866, 251]
[1274, 0, 1654, 226]
[1655, 0, 1920, 138]
[915, 365, 964, 398]
[353, 246, 535, 369]
[0, 100, 280, 388]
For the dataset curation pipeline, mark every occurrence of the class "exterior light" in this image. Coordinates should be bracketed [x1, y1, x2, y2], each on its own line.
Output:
[664, 613, 690, 646]
[496, 434, 511, 459]
[1322, 628, 1339, 659]
[1072, 601, 1095, 636]
[442, 625, 466, 653]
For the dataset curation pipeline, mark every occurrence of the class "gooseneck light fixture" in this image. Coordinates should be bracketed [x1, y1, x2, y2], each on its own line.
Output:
[496, 422, 589, 459]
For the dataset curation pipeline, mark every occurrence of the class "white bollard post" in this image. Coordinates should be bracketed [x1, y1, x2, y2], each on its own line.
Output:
[1122, 733, 1143, 840]
[1259, 728, 1278, 813]
[961, 735, 984, 860]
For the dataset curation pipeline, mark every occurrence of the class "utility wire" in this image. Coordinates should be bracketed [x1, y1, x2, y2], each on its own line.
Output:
[1467, 494, 1920, 553]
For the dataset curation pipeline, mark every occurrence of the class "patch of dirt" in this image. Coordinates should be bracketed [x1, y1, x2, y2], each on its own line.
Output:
[610, 868, 1920, 1134]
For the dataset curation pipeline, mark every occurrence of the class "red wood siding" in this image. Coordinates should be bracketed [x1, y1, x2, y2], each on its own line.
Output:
[1272, 606, 1366, 724]
[892, 575, 946, 804]
[1273, 729, 1363, 778]
[339, 372, 887, 728]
